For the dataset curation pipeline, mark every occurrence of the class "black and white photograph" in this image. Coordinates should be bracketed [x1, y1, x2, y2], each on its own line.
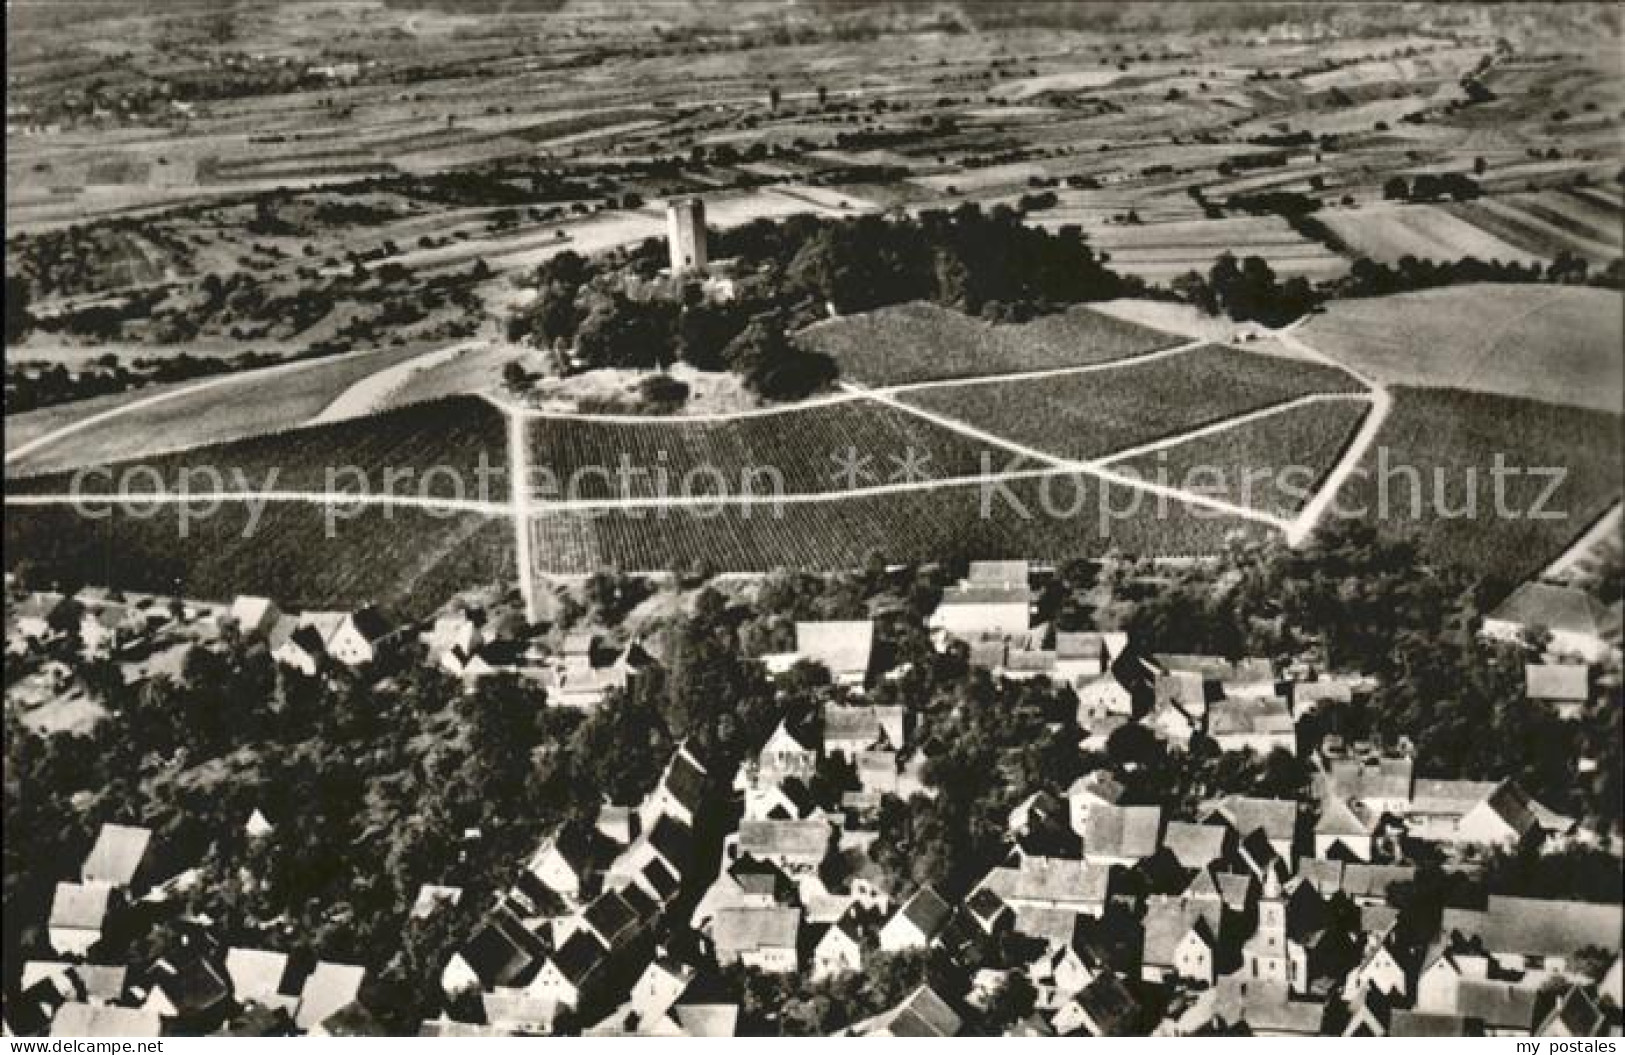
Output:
[3, 0, 1622, 1041]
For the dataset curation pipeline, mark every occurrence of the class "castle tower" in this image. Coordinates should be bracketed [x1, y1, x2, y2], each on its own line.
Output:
[666, 198, 708, 275]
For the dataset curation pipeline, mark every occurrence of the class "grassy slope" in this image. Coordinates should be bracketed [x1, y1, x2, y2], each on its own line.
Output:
[902, 343, 1364, 463]
[525, 401, 1003, 500]
[1328, 386, 1623, 588]
[1300, 284, 1623, 413]
[3, 503, 514, 619]
[529, 475, 1271, 575]
[10, 396, 510, 502]
[798, 301, 1182, 386]
[1114, 399, 1372, 517]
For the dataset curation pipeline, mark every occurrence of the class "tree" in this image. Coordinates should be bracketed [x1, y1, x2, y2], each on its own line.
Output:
[1382, 176, 1410, 201]
[5, 275, 32, 344]
[722, 316, 837, 401]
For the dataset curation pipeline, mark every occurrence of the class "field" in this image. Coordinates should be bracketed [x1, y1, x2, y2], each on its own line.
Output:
[1442, 188, 1625, 264]
[1300, 284, 1623, 412]
[4, 344, 453, 476]
[1328, 387, 1623, 587]
[525, 401, 999, 501]
[797, 302, 1181, 386]
[529, 474, 1271, 575]
[1111, 399, 1373, 518]
[3, 503, 514, 619]
[9, 396, 510, 502]
[900, 344, 1365, 463]
[1317, 204, 1542, 265]
[1062, 214, 1351, 282]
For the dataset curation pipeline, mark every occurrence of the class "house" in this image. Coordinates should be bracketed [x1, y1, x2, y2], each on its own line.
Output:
[1389, 1010, 1480, 1037]
[14, 592, 68, 641]
[50, 1003, 161, 1038]
[410, 885, 462, 920]
[294, 962, 366, 1035]
[1458, 980, 1541, 1035]
[879, 886, 953, 952]
[81, 823, 153, 890]
[323, 606, 396, 667]
[525, 822, 617, 906]
[1343, 932, 1411, 1003]
[733, 819, 832, 873]
[848, 985, 962, 1037]
[527, 930, 607, 1010]
[1208, 978, 1326, 1036]
[48, 882, 112, 956]
[794, 620, 875, 687]
[1066, 770, 1125, 836]
[823, 704, 905, 758]
[442, 904, 549, 994]
[979, 857, 1114, 923]
[1053, 971, 1149, 1037]
[712, 906, 800, 973]
[78, 604, 135, 657]
[1525, 663, 1590, 719]
[1407, 779, 1542, 847]
[229, 596, 281, 640]
[1314, 795, 1379, 861]
[481, 991, 556, 1035]
[754, 720, 819, 784]
[1437, 896, 1622, 969]
[1141, 899, 1221, 985]
[603, 815, 690, 903]
[642, 743, 708, 828]
[931, 563, 1033, 639]
[1055, 631, 1123, 684]
[812, 914, 866, 981]
[1321, 746, 1414, 813]
[1482, 581, 1619, 662]
[225, 948, 295, 1011]
[264, 616, 320, 674]
[1207, 696, 1297, 756]
[1162, 821, 1233, 871]
[1083, 803, 1163, 866]
[1536, 985, 1613, 1037]
[1205, 796, 1300, 864]
[144, 955, 232, 1027]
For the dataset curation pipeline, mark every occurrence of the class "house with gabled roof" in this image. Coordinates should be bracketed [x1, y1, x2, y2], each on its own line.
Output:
[442, 902, 550, 995]
[979, 857, 1115, 929]
[823, 703, 905, 758]
[1483, 581, 1620, 662]
[1053, 971, 1149, 1037]
[1083, 803, 1163, 866]
[1406, 778, 1544, 848]
[712, 906, 800, 973]
[271, 620, 325, 675]
[1066, 770, 1125, 837]
[1055, 631, 1123, 684]
[1162, 821, 1234, 871]
[1141, 898, 1222, 985]
[1207, 696, 1297, 756]
[753, 719, 818, 785]
[81, 823, 153, 890]
[642, 742, 708, 828]
[1389, 1010, 1480, 1036]
[1321, 745, 1414, 814]
[527, 929, 608, 1011]
[931, 562, 1033, 639]
[848, 985, 962, 1037]
[732, 818, 832, 874]
[1536, 985, 1615, 1038]
[1204, 796, 1300, 864]
[879, 886, 953, 952]
[1524, 662, 1590, 719]
[48, 882, 113, 957]
[1315, 795, 1380, 861]
[225, 948, 297, 1012]
[812, 912, 866, 981]
[1208, 977, 1326, 1036]
[524, 821, 617, 907]
[50, 1003, 161, 1038]
[229, 596, 282, 640]
[793, 620, 875, 688]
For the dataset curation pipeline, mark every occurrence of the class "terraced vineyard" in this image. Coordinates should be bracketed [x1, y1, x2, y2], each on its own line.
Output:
[3, 503, 514, 618]
[524, 401, 1001, 500]
[900, 344, 1365, 464]
[1111, 398, 1373, 517]
[9, 396, 510, 502]
[1329, 387, 1623, 587]
[798, 301, 1181, 386]
[529, 475, 1271, 574]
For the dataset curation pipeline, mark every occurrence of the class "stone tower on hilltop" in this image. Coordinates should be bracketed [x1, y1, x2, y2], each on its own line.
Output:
[666, 197, 708, 275]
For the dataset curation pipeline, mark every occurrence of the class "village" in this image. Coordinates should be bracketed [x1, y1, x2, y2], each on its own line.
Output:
[5, 542, 1621, 1038]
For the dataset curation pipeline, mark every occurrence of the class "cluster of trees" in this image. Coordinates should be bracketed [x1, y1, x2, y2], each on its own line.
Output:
[1382, 172, 1483, 203]
[1171, 253, 1317, 327]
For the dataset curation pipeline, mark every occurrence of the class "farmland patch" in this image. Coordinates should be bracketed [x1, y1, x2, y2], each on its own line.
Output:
[899, 344, 1364, 464]
[798, 301, 1181, 386]
[1301, 284, 1623, 412]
